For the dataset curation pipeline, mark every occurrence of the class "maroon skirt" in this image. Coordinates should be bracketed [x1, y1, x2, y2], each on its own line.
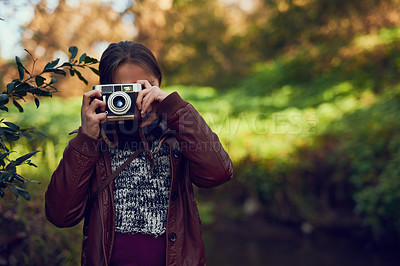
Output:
[110, 232, 166, 266]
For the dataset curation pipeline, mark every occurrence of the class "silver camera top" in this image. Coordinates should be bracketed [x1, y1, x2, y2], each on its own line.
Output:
[92, 83, 142, 120]
[92, 83, 143, 93]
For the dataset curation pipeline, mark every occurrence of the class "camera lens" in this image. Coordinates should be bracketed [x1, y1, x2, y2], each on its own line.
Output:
[113, 96, 125, 108]
[108, 91, 132, 115]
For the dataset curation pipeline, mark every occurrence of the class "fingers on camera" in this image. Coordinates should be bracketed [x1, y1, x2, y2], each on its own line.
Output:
[136, 80, 150, 88]
[87, 100, 105, 117]
[83, 90, 101, 106]
[136, 88, 151, 111]
[97, 112, 107, 124]
[141, 93, 152, 116]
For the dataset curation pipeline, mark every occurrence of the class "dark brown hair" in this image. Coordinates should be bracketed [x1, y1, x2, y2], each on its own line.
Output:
[99, 41, 162, 85]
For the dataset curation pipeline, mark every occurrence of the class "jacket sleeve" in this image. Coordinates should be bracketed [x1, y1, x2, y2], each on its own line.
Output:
[45, 127, 102, 228]
[157, 92, 234, 188]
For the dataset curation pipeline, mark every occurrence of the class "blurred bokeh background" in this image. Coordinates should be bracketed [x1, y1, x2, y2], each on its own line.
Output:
[1, 0, 400, 265]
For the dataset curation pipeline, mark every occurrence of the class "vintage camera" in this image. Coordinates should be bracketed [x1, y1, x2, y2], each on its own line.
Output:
[92, 83, 142, 121]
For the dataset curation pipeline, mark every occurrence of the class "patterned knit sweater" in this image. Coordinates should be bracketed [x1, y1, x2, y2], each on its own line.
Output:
[109, 139, 171, 236]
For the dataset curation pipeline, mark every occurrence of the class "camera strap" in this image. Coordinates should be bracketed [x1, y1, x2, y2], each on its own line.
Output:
[95, 110, 161, 201]
[100, 125, 119, 149]
[90, 146, 142, 203]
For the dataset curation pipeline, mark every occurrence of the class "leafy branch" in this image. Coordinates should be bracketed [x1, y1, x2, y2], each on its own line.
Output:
[0, 46, 99, 200]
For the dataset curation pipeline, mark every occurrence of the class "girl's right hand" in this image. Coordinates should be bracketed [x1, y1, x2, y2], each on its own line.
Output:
[81, 90, 107, 139]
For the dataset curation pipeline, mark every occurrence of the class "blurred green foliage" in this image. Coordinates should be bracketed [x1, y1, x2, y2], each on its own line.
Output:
[165, 25, 400, 243]
[1, 0, 400, 263]
[0, 97, 83, 265]
[2, 24, 400, 263]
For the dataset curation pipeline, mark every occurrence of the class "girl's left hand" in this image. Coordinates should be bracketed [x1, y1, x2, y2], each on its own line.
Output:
[136, 80, 168, 117]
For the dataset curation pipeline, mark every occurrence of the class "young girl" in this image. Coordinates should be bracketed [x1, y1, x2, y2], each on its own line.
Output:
[45, 41, 233, 265]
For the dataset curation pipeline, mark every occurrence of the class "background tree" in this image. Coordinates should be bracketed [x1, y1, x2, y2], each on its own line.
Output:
[1, 0, 400, 264]
[0, 0, 133, 97]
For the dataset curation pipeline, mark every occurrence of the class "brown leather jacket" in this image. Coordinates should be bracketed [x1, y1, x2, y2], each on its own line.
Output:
[45, 92, 234, 265]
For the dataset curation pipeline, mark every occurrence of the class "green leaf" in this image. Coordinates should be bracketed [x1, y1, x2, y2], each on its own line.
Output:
[7, 185, 19, 199]
[89, 67, 99, 76]
[74, 69, 88, 85]
[13, 99, 23, 112]
[43, 58, 60, 71]
[0, 151, 13, 167]
[0, 151, 13, 159]
[49, 77, 58, 85]
[16, 187, 30, 200]
[15, 150, 39, 165]
[68, 46, 78, 60]
[0, 172, 9, 182]
[79, 53, 87, 63]
[27, 161, 38, 168]
[42, 68, 66, 76]
[31, 88, 52, 97]
[1, 126, 17, 133]
[7, 82, 16, 93]
[2, 171, 13, 183]
[34, 97, 40, 108]
[84, 56, 93, 63]
[31, 130, 47, 137]
[0, 94, 9, 105]
[19, 132, 34, 139]
[53, 69, 66, 76]
[14, 173, 24, 183]
[15, 56, 24, 80]
[3, 131, 20, 141]
[60, 62, 72, 67]
[14, 90, 27, 99]
[0, 137, 9, 151]
[3, 122, 20, 131]
[15, 82, 32, 91]
[35, 76, 46, 87]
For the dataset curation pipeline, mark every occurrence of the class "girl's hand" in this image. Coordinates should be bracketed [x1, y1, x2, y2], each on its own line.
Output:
[81, 90, 107, 139]
[136, 80, 168, 117]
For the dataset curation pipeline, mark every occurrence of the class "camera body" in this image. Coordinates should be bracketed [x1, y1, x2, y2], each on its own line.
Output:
[92, 83, 142, 121]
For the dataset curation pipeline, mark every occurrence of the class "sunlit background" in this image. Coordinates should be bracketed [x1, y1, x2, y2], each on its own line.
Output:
[1, 0, 400, 265]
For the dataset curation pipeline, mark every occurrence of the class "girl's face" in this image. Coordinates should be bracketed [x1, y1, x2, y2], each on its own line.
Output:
[113, 62, 159, 86]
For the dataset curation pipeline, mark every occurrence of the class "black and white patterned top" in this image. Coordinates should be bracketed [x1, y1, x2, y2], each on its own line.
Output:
[109, 139, 171, 236]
